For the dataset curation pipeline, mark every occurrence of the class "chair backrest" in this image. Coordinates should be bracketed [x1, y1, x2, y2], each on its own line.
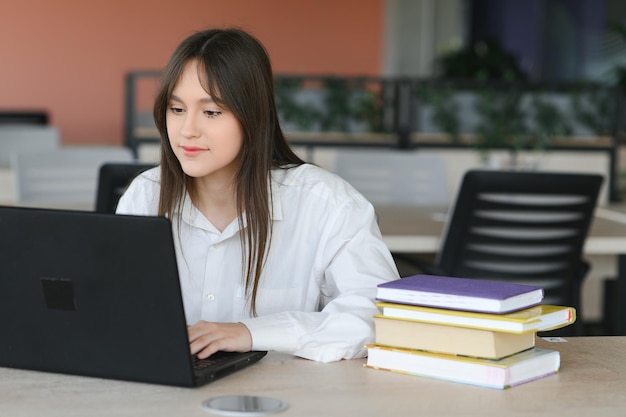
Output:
[0, 125, 60, 167]
[333, 149, 449, 206]
[0, 111, 48, 125]
[436, 169, 603, 329]
[95, 162, 156, 213]
[12, 147, 135, 209]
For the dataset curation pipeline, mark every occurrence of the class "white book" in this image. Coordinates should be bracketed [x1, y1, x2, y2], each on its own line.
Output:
[365, 345, 560, 389]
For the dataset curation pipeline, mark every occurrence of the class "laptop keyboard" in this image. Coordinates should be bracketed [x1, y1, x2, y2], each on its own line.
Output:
[191, 354, 219, 370]
[191, 351, 247, 370]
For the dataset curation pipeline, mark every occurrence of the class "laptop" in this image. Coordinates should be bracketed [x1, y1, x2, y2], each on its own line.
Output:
[0, 205, 267, 387]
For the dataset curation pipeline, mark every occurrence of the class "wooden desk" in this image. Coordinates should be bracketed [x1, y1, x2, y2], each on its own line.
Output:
[0, 337, 624, 417]
[377, 205, 626, 255]
[376, 206, 626, 335]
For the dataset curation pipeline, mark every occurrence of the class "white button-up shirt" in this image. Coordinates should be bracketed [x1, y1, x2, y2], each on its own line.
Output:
[116, 164, 399, 362]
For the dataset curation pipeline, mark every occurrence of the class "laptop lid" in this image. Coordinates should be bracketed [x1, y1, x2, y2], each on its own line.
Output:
[0, 205, 265, 387]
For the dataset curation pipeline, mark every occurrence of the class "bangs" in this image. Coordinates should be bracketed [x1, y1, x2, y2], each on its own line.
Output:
[196, 58, 229, 109]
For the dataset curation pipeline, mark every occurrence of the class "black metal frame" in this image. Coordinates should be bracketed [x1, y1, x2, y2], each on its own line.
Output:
[123, 71, 624, 201]
[123, 70, 161, 159]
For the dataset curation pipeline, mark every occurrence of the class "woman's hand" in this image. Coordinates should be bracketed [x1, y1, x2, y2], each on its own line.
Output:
[187, 321, 253, 359]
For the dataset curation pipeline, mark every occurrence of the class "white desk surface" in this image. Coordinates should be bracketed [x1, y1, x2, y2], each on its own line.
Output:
[376, 205, 626, 255]
[0, 337, 625, 417]
[0, 167, 93, 210]
[3, 165, 625, 255]
[2, 166, 626, 255]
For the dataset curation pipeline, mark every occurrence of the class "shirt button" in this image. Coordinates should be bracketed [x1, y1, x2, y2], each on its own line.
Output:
[206, 293, 216, 302]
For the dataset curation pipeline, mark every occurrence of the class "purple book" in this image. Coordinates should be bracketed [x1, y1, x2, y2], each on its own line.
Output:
[377, 274, 544, 314]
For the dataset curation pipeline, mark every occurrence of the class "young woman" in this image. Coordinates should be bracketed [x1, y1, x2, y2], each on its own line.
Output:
[116, 28, 400, 362]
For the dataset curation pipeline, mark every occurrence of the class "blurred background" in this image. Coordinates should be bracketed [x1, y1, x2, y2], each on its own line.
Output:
[3, 0, 626, 334]
[0, 0, 383, 145]
[2, 0, 625, 145]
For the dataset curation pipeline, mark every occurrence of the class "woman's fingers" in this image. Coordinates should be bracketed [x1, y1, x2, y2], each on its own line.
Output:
[187, 321, 253, 358]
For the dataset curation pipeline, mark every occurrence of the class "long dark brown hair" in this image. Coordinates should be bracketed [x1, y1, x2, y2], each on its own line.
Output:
[153, 28, 304, 315]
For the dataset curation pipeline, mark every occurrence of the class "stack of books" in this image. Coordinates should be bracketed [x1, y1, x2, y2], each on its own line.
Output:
[365, 274, 575, 389]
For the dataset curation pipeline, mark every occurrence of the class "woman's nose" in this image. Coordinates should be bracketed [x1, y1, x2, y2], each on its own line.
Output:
[180, 113, 200, 138]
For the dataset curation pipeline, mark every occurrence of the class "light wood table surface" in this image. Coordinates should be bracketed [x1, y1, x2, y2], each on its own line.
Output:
[0, 337, 624, 417]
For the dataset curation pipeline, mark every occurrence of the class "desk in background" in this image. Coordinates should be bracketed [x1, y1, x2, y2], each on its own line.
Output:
[0, 337, 625, 417]
[0, 167, 93, 211]
[376, 206, 626, 335]
[2, 167, 624, 332]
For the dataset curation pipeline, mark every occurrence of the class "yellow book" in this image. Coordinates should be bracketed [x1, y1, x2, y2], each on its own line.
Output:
[365, 344, 560, 389]
[374, 315, 535, 359]
[376, 302, 575, 334]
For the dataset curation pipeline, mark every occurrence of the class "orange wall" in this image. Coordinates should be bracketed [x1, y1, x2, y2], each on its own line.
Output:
[0, 0, 383, 145]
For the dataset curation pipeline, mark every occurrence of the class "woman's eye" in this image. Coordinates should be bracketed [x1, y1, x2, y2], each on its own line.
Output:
[205, 110, 222, 118]
[169, 106, 184, 114]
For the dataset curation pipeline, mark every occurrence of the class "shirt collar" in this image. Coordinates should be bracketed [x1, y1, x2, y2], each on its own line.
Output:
[177, 170, 285, 232]
[269, 171, 284, 222]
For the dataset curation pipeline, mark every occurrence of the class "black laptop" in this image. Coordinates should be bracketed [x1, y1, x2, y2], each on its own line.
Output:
[0, 205, 266, 387]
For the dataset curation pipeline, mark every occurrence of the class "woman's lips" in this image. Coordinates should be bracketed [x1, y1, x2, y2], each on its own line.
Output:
[181, 146, 207, 157]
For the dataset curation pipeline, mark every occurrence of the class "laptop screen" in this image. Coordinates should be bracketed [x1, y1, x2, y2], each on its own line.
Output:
[0, 206, 265, 386]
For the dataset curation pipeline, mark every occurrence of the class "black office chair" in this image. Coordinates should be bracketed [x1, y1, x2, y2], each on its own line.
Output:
[397, 169, 603, 336]
[95, 162, 156, 213]
[0, 111, 49, 125]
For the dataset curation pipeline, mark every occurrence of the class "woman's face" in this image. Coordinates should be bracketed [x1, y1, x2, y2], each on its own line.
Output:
[166, 59, 243, 182]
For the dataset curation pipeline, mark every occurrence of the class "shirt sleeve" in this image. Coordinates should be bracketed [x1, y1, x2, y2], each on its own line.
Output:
[240, 199, 400, 362]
